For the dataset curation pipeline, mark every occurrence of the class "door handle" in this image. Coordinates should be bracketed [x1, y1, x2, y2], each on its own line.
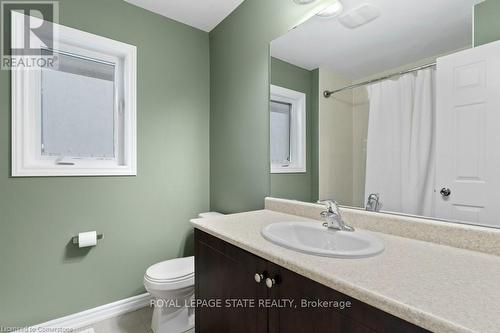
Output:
[440, 188, 451, 197]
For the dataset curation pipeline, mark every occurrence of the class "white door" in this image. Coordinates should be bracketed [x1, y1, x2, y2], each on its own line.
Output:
[435, 40, 500, 227]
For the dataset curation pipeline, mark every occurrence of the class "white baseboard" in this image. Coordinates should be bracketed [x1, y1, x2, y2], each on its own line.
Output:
[14, 293, 152, 332]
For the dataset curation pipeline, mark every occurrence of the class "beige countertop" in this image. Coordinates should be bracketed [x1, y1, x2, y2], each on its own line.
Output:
[191, 209, 500, 333]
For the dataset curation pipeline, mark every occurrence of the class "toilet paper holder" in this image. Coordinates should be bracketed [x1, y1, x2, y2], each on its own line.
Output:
[72, 233, 104, 245]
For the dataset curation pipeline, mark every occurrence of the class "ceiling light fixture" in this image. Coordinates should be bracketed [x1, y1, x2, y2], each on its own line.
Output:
[316, 1, 344, 18]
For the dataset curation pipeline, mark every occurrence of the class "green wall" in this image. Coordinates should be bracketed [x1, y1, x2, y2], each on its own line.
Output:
[209, 0, 331, 213]
[0, 0, 210, 326]
[270, 57, 317, 202]
[474, 0, 500, 46]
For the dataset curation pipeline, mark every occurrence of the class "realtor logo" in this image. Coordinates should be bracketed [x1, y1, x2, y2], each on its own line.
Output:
[1, 1, 59, 69]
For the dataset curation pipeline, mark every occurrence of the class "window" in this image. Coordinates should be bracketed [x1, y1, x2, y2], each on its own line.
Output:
[270, 85, 306, 173]
[11, 12, 136, 176]
[270, 101, 291, 166]
[41, 50, 116, 159]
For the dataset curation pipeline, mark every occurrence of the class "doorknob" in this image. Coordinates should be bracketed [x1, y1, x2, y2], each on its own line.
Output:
[440, 188, 451, 197]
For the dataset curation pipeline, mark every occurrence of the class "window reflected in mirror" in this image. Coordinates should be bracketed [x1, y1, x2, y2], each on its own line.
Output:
[270, 100, 291, 167]
[269, 85, 306, 174]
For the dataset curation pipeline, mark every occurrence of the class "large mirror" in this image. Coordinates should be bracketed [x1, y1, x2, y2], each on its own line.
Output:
[269, 0, 500, 228]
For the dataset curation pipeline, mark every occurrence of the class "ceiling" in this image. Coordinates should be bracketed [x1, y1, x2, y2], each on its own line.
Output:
[271, 0, 484, 80]
[123, 0, 245, 32]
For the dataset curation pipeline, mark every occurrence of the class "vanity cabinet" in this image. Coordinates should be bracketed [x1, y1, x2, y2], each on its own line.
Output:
[195, 229, 429, 333]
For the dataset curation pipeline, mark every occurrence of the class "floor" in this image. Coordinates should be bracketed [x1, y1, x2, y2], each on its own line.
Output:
[76, 306, 194, 333]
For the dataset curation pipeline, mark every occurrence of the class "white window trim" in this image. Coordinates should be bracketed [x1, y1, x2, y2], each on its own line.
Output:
[11, 12, 137, 177]
[270, 85, 306, 174]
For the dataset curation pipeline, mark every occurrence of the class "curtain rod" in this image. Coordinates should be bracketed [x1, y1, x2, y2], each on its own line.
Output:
[323, 62, 436, 98]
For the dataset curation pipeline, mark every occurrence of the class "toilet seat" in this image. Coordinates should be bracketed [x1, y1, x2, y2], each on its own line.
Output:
[144, 256, 194, 291]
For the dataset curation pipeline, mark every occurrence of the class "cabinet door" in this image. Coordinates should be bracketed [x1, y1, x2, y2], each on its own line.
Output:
[267, 261, 374, 333]
[195, 231, 429, 333]
[267, 262, 428, 333]
[195, 230, 268, 333]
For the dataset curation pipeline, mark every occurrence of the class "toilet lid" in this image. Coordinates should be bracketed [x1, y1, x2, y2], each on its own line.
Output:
[145, 256, 194, 282]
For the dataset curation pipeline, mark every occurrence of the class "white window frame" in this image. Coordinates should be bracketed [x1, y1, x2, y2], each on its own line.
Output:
[270, 85, 306, 173]
[11, 12, 137, 177]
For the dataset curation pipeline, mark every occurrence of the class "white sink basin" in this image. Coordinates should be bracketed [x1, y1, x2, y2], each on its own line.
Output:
[261, 222, 384, 259]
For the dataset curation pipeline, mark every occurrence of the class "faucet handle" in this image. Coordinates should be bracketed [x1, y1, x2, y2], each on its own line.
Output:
[318, 199, 354, 232]
[317, 200, 340, 213]
[366, 193, 382, 212]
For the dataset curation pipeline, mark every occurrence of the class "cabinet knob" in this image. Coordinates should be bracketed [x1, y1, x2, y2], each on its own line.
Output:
[265, 277, 276, 288]
[254, 273, 265, 283]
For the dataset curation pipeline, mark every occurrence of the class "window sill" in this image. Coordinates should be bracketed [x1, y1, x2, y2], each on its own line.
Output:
[271, 165, 307, 174]
[12, 166, 137, 177]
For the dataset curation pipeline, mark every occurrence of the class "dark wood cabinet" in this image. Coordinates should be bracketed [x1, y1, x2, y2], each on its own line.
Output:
[195, 229, 429, 333]
[195, 229, 268, 333]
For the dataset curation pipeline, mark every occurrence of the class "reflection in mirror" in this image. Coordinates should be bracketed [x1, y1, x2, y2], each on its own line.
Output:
[270, 84, 307, 174]
[270, 100, 291, 166]
[269, 60, 312, 202]
[269, 0, 500, 228]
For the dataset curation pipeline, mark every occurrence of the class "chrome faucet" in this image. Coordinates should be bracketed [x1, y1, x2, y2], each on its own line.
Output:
[366, 193, 382, 212]
[318, 200, 354, 232]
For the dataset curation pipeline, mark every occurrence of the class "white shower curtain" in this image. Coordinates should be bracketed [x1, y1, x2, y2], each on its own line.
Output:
[364, 68, 435, 216]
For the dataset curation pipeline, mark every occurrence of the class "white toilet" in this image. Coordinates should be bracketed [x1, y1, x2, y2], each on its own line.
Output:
[144, 212, 223, 333]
